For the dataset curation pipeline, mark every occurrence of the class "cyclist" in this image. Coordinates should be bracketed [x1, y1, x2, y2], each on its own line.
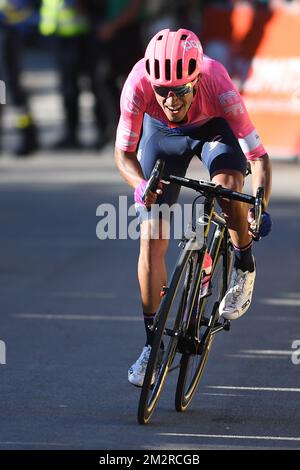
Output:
[114, 29, 272, 387]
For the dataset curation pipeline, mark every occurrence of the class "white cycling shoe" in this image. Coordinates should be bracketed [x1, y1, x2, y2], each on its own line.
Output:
[219, 264, 256, 320]
[128, 345, 163, 388]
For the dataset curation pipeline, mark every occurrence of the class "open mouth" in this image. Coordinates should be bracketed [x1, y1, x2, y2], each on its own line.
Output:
[165, 105, 183, 114]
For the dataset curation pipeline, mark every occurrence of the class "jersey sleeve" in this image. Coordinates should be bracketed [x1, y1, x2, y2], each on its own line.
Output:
[211, 61, 267, 160]
[115, 64, 146, 153]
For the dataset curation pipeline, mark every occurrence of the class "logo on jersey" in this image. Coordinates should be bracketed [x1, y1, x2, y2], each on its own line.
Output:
[219, 90, 244, 116]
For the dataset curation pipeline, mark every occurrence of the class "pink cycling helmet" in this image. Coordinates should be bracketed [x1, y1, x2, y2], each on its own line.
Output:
[144, 28, 203, 87]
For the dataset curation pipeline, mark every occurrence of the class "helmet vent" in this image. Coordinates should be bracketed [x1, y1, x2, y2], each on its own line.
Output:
[181, 34, 188, 40]
[157, 35, 163, 40]
[154, 59, 160, 79]
[145, 59, 150, 75]
[165, 59, 171, 81]
[188, 59, 196, 76]
[176, 59, 183, 79]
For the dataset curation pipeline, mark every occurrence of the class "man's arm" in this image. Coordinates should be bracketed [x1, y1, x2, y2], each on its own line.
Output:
[115, 147, 161, 207]
[114, 147, 144, 189]
[249, 153, 272, 209]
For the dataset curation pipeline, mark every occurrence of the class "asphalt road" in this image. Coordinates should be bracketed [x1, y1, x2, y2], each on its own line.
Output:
[0, 151, 299, 450]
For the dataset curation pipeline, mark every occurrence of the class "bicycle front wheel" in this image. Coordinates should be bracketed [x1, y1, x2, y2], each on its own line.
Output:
[175, 246, 232, 412]
[138, 244, 198, 425]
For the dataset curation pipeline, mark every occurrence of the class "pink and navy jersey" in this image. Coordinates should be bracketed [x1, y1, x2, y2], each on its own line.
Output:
[116, 56, 266, 161]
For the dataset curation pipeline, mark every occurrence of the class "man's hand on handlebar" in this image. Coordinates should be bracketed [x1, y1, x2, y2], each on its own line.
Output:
[247, 186, 272, 241]
[248, 208, 272, 240]
[134, 179, 163, 209]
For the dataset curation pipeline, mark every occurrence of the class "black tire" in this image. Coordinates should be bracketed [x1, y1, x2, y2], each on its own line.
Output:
[138, 243, 199, 425]
[175, 316, 214, 412]
[175, 244, 234, 412]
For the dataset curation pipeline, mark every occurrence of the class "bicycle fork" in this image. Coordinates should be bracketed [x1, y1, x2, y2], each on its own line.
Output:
[188, 214, 232, 352]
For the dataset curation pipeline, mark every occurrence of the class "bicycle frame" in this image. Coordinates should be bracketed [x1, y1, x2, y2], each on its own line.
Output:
[176, 193, 232, 356]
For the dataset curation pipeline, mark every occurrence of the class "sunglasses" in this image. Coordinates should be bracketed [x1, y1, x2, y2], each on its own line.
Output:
[153, 81, 194, 98]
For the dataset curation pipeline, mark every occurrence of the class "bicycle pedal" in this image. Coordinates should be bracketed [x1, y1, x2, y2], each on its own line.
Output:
[213, 319, 231, 333]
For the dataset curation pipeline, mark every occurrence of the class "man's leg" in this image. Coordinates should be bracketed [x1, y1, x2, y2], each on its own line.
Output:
[211, 169, 256, 320]
[211, 169, 252, 252]
[136, 115, 192, 335]
[128, 115, 193, 386]
[128, 217, 169, 387]
[195, 118, 255, 320]
[139, 218, 169, 316]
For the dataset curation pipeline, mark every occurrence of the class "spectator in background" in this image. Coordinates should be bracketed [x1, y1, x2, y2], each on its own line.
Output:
[39, 0, 109, 150]
[0, 0, 40, 157]
[142, 0, 178, 42]
[94, 0, 144, 134]
[142, 1, 202, 44]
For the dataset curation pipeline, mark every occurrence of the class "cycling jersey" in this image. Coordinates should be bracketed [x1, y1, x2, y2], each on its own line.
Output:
[135, 115, 248, 217]
[116, 55, 266, 161]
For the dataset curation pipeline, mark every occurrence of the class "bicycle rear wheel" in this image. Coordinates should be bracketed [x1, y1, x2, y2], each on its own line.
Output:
[175, 244, 234, 412]
[138, 243, 198, 425]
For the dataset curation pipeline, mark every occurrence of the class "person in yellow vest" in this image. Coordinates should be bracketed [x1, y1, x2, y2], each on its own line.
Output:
[40, 0, 109, 150]
[0, 0, 40, 156]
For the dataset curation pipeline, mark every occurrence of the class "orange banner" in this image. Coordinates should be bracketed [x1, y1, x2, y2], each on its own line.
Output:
[201, 5, 300, 159]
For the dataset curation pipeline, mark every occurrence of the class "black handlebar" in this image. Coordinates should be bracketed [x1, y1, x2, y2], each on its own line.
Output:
[142, 159, 264, 238]
[167, 174, 258, 205]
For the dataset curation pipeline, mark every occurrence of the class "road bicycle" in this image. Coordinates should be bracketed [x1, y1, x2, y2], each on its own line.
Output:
[138, 159, 264, 425]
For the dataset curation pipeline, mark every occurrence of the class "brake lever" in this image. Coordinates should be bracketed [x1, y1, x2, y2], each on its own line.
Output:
[142, 159, 165, 211]
[251, 186, 264, 241]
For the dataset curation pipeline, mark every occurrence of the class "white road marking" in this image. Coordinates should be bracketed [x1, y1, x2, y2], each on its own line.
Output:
[261, 298, 300, 307]
[208, 386, 300, 392]
[158, 433, 300, 442]
[241, 349, 293, 356]
[227, 354, 286, 360]
[227, 349, 294, 358]
[14, 313, 141, 322]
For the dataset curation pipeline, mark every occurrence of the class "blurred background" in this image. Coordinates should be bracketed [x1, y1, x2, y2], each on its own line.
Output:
[0, 0, 300, 451]
[0, 0, 299, 158]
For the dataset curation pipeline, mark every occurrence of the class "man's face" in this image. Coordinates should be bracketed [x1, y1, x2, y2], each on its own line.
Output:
[153, 78, 198, 123]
